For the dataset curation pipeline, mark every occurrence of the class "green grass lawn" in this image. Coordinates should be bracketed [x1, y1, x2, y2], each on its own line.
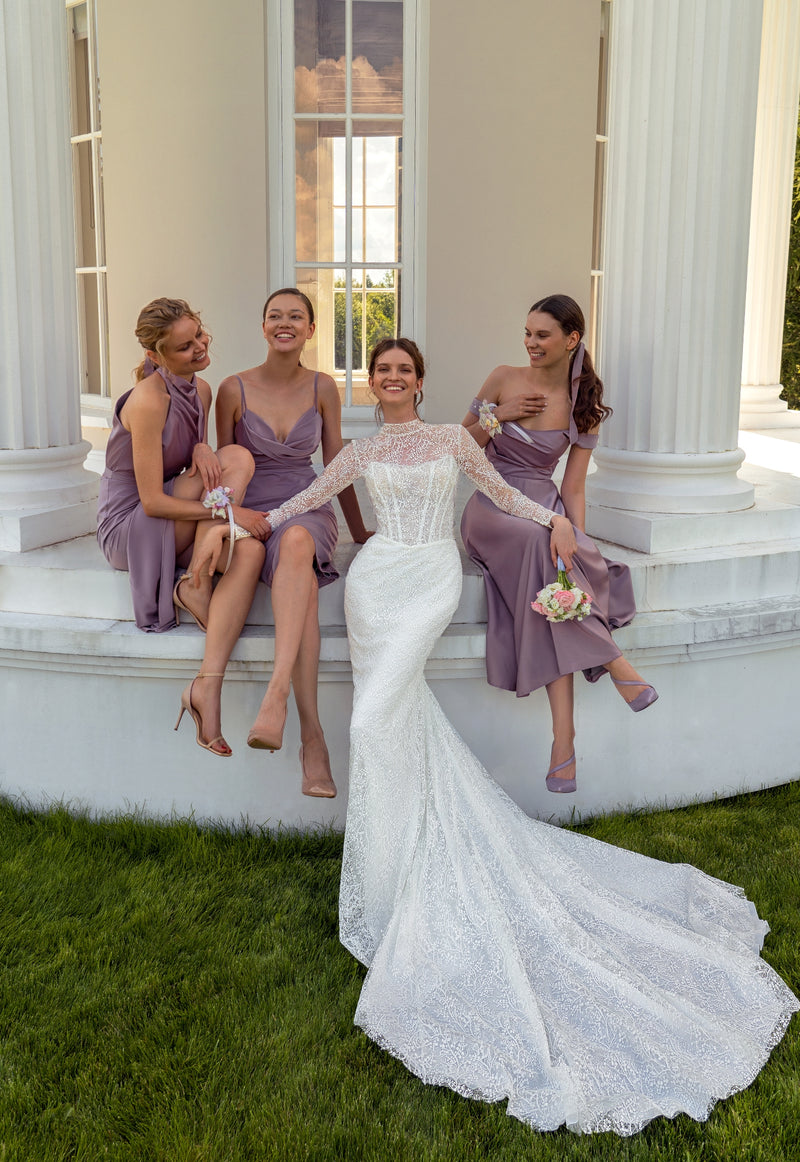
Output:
[0, 783, 798, 1162]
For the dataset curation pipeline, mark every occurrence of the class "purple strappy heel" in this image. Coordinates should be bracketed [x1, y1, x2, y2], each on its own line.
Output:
[545, 753, 577, 794]
[611, 678, 659, 713]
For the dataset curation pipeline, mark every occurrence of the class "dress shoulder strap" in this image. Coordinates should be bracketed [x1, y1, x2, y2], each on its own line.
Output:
[313, 371, 319, 410]
[567, 342, 585, 445]
[235, 375, 247, 414]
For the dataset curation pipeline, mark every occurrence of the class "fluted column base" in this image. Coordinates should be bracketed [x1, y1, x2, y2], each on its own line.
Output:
[0, 443, 99, 551]
[586, 447, 754, 515]
[739, 386, 800, 430]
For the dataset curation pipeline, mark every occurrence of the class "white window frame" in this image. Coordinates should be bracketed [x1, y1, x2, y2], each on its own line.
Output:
[267, 0, 429, 435]
[66, 0, 110, 421]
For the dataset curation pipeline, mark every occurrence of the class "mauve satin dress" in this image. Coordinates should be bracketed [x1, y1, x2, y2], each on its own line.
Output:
[97, 366, 205, 633]
[233, 374, 339, 588]
[460, 385, 635, 696]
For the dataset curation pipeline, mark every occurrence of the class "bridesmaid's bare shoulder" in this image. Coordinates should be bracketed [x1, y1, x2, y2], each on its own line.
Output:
[316, 371, 342, 411]
[478, 364, 530, 403]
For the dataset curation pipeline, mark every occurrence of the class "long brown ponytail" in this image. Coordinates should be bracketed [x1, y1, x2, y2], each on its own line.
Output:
[529, 294, 612, 433]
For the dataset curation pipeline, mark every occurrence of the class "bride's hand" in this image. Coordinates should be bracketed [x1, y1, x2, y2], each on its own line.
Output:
[231, 505, 270, 541]
[549, 515, 577, 571]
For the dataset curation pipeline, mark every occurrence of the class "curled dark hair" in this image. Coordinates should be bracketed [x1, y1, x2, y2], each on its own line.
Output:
[529, 294, 611, 433]
[368, 337, 426, 422]
[262, 288, 315, 325]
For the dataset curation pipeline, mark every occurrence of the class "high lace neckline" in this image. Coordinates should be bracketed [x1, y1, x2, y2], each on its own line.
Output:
[379, 419, 425, 436]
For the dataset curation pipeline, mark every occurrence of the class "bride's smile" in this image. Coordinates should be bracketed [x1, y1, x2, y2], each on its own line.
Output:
[369, 352, 422, 420]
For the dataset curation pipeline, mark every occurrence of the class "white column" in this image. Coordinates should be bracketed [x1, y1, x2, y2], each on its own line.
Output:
[0, 0, 98, 552]
[739, 0, 800, 431]
[586, 0, 762, 529]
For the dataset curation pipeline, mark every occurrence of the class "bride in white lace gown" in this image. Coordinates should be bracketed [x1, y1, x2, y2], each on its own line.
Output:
[215, 338, 797, 1135]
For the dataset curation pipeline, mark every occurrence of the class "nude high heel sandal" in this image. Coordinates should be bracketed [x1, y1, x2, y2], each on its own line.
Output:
[173, 575, 208, 632]
[299, 745, 337, 798]
[174, 674, 232, 756]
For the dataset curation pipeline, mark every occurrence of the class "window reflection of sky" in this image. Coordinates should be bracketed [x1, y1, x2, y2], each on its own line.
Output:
[333, 136, 397, 262]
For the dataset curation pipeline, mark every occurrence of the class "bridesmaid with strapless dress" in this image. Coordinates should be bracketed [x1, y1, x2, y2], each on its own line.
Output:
[460, 294, 656, 794]
[460, 364, 635, 696]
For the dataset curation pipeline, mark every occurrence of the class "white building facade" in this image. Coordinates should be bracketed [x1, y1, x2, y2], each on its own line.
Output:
[1, 0, 799, 824]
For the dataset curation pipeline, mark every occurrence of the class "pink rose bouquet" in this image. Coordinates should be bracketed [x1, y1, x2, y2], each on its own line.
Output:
[531, 558, 592, 623]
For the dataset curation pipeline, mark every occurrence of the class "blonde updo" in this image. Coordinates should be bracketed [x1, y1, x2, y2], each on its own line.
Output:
[133, 297, 208, 381]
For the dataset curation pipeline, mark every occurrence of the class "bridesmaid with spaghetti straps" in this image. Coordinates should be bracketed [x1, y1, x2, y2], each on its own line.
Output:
[216, 288, 371, 798]
[461, 294, 656, 793]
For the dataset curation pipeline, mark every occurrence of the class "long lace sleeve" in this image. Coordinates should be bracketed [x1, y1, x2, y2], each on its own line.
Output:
[269, 441, 363, 528]
[454, 425, 556, 527]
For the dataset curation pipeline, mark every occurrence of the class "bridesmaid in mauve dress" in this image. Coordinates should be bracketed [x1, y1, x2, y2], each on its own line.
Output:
[97, 297, 267, 756]
[216, 288, 371, 797]
[461, 294, 655, 793]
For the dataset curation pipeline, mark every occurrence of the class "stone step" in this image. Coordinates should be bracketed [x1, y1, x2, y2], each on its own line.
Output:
[2, 527, 800, 628]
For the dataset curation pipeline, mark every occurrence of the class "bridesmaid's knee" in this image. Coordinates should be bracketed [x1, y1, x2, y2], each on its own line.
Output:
[237, 536, 266, 570]
[218, 443, 255, 480]
[278, 525, 316, 562]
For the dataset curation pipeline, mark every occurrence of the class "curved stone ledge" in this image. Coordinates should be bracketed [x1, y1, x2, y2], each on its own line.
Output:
[3, 454, 800, 827]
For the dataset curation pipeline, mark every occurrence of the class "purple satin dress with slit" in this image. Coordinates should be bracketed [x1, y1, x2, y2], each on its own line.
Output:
[97, 366, 205, 633]
[234, 374, 339, 588]
[460, 368, 635, 696]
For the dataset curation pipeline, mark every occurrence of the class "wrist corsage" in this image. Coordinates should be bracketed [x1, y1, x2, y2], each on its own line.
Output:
[203, 486, 233, 518]
[477, 401, 503, 439]
[202, 486, 251, 574]
[531, 558, 593, 623]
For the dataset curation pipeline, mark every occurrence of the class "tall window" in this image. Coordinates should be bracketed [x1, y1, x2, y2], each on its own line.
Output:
[270, 0, 424, 419]
[66, 0, 109, 409]
[589, 0, 611, 361]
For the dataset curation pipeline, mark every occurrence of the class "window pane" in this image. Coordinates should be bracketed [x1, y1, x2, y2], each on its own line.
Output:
[352, 207, 364, 261]
[592, 139, 606, 271]
[364, 268, 398, 352]
[352, 0, 403, 113]
[295, 121, 335, 263]
[294, 268, 345, 399]
[73, 139, 97, 267]
[353, 127, 399, 264]
[295, 0, 345, 114]
[365, 134, 397, 203]
[70, 8, 91, 137]
[77, 272, 102, 394]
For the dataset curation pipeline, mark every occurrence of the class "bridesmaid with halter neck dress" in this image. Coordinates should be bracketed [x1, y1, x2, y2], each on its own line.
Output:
[461, 295, 652, 793]
[216, 288, 371, 798]
[97, 298, 268, 757]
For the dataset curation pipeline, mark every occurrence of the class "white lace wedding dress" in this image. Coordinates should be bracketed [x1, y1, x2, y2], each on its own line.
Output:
[270, 420, 798, 1136]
